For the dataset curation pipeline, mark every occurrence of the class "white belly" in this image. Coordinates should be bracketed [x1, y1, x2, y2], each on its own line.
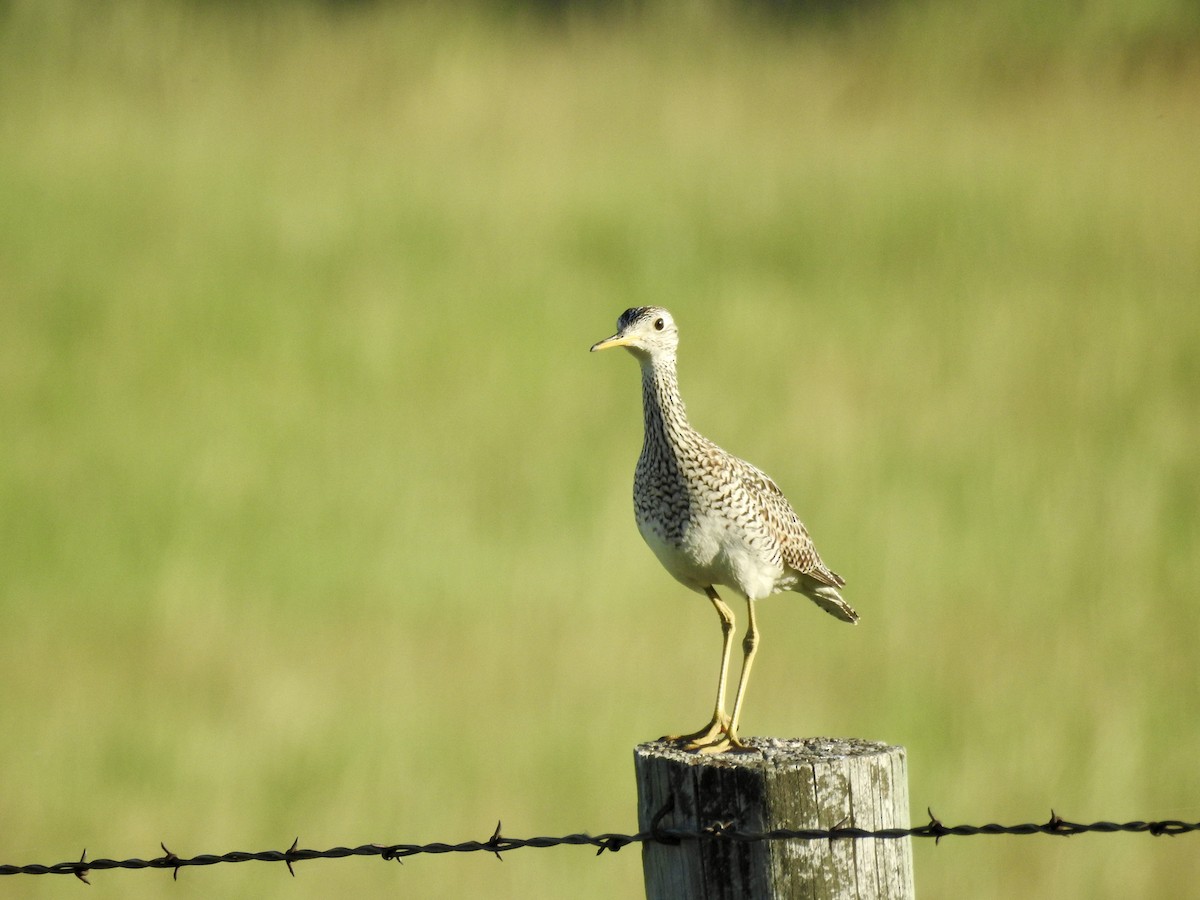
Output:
[637, 512, 783, 601]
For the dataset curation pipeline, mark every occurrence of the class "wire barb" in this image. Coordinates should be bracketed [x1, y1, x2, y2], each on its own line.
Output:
[594, 833, 632, 856]
[486, 821, 505, 862]
[925, 808, 949, 845]
[1045, 810, 1071, 837]
[160, 842, 182, 881]
[285, 837, 299, 877]
[379, 843, 405, 865]
[828, 815, 848, 850]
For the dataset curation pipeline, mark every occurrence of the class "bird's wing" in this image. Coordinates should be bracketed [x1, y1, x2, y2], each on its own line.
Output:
[733, 457, 845, 588]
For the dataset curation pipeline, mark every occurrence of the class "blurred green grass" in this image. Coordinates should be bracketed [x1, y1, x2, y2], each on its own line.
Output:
[1, 0, 1198, 896]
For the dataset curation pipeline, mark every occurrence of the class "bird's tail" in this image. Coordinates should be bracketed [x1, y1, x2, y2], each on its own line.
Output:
[800, 579, 859, 624]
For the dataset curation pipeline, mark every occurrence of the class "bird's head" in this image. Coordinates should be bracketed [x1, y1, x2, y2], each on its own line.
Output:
[590, 307, 679, 361]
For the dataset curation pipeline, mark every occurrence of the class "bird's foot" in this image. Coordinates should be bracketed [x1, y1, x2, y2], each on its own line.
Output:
[692, 733, 756, 755]
[661, 714, 727, 747]
[696, 739, 748, 753]
[661, 716, 756, 754]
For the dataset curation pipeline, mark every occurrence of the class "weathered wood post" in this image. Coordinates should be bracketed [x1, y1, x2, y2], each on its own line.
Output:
[635, 737, 914, 900]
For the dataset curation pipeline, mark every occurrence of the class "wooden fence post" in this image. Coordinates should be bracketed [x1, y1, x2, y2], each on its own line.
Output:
[634, 737, 914, 900]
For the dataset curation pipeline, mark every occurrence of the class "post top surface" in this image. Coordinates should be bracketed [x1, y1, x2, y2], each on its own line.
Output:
[635, 736, 904, 768]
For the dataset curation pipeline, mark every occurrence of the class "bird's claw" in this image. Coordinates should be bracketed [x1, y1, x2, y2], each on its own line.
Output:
[692, 735, 756, 754]
[661, 716, 755, 754]
[661, 715, 726, 746]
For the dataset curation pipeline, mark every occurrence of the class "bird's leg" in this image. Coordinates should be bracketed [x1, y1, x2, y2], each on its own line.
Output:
[695, 597, 759, 755]
[662, 586, 735, 748]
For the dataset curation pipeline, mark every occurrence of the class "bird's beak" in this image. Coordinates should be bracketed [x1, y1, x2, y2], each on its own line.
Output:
[590, 333, 633, 352]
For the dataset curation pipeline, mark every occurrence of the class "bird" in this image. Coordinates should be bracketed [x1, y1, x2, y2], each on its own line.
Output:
[590, 306, 857, 754]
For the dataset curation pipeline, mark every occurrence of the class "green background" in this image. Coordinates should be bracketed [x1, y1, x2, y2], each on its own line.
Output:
[2, 1, 1198, 896]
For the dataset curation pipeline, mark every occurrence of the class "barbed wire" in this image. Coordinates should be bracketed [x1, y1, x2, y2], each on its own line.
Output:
[3, 811, 1198, 883]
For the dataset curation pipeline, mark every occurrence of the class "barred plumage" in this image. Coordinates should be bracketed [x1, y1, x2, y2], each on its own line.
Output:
[591, 306, 857, 753]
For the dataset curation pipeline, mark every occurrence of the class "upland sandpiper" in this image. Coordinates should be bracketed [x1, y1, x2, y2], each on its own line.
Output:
[591, 307, 857, 753]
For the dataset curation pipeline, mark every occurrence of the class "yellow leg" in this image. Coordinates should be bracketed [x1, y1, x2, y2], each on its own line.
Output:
[662, 586, 735, 747]
[695, 597, 759, 755]
[726, 597, 759, 745]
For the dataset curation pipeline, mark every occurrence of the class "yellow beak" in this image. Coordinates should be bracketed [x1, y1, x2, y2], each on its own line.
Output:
[590, 333, 634, 352]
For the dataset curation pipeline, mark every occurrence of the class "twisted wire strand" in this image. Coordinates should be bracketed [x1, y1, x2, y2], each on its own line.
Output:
[3, 813, 1198, 881]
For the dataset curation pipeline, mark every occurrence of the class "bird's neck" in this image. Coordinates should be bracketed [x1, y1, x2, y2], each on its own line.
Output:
[639, 355, 692, 452]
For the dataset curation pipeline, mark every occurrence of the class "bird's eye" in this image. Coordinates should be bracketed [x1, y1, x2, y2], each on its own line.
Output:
[654, 318, 665, 331]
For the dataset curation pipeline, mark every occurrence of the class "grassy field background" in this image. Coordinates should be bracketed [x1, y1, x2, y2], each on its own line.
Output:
[2, 0, 1198, 896]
